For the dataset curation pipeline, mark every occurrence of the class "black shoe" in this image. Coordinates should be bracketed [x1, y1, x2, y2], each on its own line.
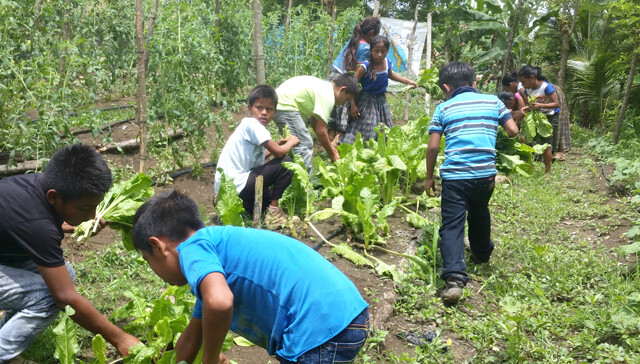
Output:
[442, 279, 464, 304]
[469, 254, 490, 264]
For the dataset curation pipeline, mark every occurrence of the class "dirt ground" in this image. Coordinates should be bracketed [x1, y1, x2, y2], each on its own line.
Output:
[15, 104, 635, 363]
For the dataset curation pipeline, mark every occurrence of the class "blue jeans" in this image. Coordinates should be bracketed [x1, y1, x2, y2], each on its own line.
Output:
[0, 260, 75, 361]
[273, 110, 314, 172]
[277, 308, 370, 364]
[439, 176, 496, 284]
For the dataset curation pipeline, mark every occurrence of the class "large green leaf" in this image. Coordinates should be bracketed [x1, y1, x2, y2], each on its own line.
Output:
[216, 169, 245, 227]
[53, 306, 79, 364]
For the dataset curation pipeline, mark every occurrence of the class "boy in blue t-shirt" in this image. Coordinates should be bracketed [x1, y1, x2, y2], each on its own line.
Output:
[425, 62, 519, 304]
[132, 191, 369, 364]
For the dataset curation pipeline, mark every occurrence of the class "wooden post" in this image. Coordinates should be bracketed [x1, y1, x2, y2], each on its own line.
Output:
[372, 0, 380, 17]
[252, 0, 265, 84]
[253, 175, 264, 228]
[404, 4, 419, 121]
[425, 12, 432, 114]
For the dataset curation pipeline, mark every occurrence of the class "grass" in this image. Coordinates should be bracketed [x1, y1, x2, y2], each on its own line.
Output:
[390, 153, 640, 362]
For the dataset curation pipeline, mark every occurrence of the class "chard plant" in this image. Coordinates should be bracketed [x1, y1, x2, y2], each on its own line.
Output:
[72, 173, 154, 249]
[214, 169, 245, 227]
[522, 96, 553, 143]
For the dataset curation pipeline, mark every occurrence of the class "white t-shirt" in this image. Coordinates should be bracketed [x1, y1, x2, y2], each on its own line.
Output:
[214, 117, 272, 194]
[524, 81, 557, 115]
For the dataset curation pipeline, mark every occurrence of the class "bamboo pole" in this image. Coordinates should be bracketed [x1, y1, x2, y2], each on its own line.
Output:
[404, 4, 419, 121]
[253, 176, 264, 228]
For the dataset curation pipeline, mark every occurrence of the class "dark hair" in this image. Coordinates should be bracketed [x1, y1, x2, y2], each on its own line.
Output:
[248, 85, 278, 108]
[501, 72, 518, 87]
[498, 91, 515, 106]
[367, 35, 390, 81]
[332, 73, 360, 97]
[343, 17, 382, 72]
[438, 62, 475, 90]
[42, 144, 112, 201]
[132, 190, 205, 255]
[517, 65, 548, 82]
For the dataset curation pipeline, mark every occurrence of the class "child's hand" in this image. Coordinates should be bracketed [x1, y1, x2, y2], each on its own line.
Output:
[531, 102, 541, 110]
[350, 105, 360, 119]
[425, 178, 437, 197]
[218, 353, 230, 364]
[521, 106, 530, 114]
[288, 134, 300, 146]
[276, 138, 288, 145]
[408, 80, 418, 88]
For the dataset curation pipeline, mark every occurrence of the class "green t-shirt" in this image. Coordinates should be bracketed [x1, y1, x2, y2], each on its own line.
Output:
[275, 76, 335, 123]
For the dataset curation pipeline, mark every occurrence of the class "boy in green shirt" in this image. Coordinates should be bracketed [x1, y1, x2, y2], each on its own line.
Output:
[274, 74, 359, 171]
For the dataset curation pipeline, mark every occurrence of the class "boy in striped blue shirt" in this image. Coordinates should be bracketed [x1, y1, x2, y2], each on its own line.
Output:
[425, 62, 519, 304]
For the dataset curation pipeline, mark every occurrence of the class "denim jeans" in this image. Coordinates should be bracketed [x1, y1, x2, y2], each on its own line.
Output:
[277, 308, 370, 364]
[439, 176, 496, 284]
[0, 260, 75, 361]
[273, 110, 314, 172]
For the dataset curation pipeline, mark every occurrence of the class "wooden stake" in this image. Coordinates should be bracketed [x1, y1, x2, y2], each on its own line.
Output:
[253, 175, 264, 228]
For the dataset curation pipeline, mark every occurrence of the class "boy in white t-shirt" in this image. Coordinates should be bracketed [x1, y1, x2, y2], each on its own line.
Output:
[214, 85, 300, 228]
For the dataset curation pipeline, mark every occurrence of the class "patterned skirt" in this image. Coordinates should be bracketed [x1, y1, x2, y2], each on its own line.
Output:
[553, 85, 571, 153]
[340, 91, 392, 144]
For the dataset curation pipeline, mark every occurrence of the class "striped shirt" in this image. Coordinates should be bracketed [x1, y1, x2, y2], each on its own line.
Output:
[429, 87, 512, 180]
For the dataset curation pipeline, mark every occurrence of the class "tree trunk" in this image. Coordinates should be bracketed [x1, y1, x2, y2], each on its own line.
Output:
[372, 0, 380, 17]
[404, 4, 419, 121]
[60, 0, 70, 77]
[33, 0, 43, 31]
[252, 0, 266, 84]
[612, 36, 639, 144]
[325, 5, 337, 78]
[284, 0, 293, 29]
[214, 0, 221, 28]
[558, 0, 579, 90]
[501, 0, 522, 80]
[135, 0, 160, 173]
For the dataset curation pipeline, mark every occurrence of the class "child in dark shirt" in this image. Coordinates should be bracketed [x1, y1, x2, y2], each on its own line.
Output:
[0, 144, 139, 361]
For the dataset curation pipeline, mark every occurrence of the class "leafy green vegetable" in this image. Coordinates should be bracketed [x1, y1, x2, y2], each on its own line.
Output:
[522, 96, 553, 143]
[92, 335, 107, 364]
[72, 173, 154, 249]
[280, 154, 318, 233]
[282, 124, 291, 139]
[215, 169, 245, 227]
[53, 306, 78, 364]
[332, 243, 374, 267]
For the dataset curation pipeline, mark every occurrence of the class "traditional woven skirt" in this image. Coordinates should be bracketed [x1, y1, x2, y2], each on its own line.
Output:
[340, 91, 392, 144]
[553, 85, 571, 153]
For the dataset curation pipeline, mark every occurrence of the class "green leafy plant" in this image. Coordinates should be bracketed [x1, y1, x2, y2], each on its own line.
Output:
[215, 169, 245, 227]
[521, 96, 553, 143]
[72, 173, 154, 249]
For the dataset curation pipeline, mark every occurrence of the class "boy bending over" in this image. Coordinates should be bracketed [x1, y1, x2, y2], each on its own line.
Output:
[0, 144, 139, 361]
[132, 191, 370, 364]
[274, 74, 359, 171]
[425, 62, 519, 304]
[214, 85, 300, 228]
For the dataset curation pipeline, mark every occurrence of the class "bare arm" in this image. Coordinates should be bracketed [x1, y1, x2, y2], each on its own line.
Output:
[389, 71, 418, 88]
[310, 116, 340, 162]
[425, 133, 441, 197]
[176, 318, 203, 363]
[200, 272, 234, 364]
[502, 119, 519, 138]
[532, 91, 559, 110]
[262, 136, 300, 159]
[38, 265, 140, 356]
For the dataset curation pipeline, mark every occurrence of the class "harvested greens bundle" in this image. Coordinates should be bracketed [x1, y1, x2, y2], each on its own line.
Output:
[522, 95, 553, 143]
[72, 173, 154, 249]
[496, 129, 548, 176]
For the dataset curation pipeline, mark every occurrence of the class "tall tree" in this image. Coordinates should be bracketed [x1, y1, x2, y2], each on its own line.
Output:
[557, 0, 579, 90]
[134, 0, 160, 173]
[613, 31, 639, 144]
[325, 3, 337, 78]
[404, 4, 419, 121]
[253, 0, 266, 84]
[501, 0, 524, 79]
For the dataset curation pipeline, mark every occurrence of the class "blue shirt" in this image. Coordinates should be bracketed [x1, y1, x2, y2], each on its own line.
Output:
[332, 40, 370, 73]
[177, 226, 368, 361]
[428, 87, 512, 180]
[359, 59, 392, 94]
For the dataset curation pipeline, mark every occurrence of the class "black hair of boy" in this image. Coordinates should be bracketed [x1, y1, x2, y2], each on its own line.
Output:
[498, 92, 514, 105]
[41, 144, 112, 202]
[438, 62, 475, 90]
[132, 190, 205, 255]
[332, 73, 360, 97]
[248, 85, 278, 108]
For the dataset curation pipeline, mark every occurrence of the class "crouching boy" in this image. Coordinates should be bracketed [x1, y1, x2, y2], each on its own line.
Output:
[214, 85, 300, 228]
[132, 191, 370, 364]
